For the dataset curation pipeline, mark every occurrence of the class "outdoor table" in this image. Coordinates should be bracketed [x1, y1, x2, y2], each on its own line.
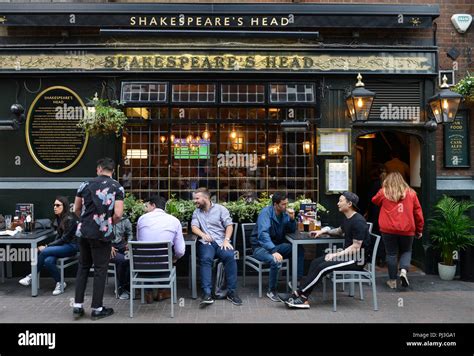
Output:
[184, 234, 197, 299]
[0, 228, 56, 297]
[286, 231, 345, 293]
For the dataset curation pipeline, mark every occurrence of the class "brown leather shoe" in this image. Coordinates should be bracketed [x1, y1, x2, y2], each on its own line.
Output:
[154, 289, 171, 301]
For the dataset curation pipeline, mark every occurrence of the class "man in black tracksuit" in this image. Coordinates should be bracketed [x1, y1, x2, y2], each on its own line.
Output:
[282, 191, 371, 309]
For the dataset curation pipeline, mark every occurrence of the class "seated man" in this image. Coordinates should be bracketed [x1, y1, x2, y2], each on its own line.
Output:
[283, 192, 371, 309]
[250, 191, 304, 302]
[137, 195, 185, 303]
[191, 187, 242, 307]
[110, 216, 133, 300]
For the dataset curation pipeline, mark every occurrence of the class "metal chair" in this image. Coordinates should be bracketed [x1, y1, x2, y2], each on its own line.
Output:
[240, 223, 290, 298]
[188, 222, 238, 289]
[322, 232, 381, 311]
[129, 241, 177, 318]
[56, 253, 80, 293]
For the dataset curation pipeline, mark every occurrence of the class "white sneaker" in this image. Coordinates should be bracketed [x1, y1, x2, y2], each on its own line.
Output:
[400, 269, 409, 287]
[19, 274, 32, 286]
[52, 282, 66, 295]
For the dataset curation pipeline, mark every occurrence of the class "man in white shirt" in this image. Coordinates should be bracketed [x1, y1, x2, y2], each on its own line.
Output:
[137, 195, 185, 259]
[136, 195, 186, 303]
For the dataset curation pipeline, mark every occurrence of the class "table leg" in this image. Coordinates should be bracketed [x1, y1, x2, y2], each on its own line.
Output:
[6, 244, 12, 278]
[191, 242, 197, 299]
[292, 241, 298, 293]
[31, 242, 38, 297]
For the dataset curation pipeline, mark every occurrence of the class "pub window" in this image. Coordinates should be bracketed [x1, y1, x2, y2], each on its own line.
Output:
[269, 83, 315, 103]
[172, 84, 216, 103]
[121, 82, 167, 103]
[221, 84, 265, 104]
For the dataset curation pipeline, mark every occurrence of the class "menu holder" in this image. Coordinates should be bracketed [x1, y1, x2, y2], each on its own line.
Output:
[325, 158, 352, 194]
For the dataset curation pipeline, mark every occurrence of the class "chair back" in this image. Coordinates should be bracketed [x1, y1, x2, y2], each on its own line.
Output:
[369, 232, 381, 274]
[367, 222, 373, 234]
[128, 241, 173, 273]
[240, 223, 256, 259]
[231, 222, 238, 247]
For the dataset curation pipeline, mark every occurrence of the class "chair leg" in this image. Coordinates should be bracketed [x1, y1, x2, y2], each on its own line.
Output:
[349, 279, 355, 297]
[130, 287, 134, 318]
[322, 276, 326, 301]
[0, 262, 4, 283]
[173, 279, 177, 304]
[372, 277, 378, 311]
[243, 263, 246, 287]
[258, 270, 262, 298]
[141, 284, 145, 304]
[114, 268, 118, 299]
[170, 286, 174, 318]
[359, 276, 364, 300]
[286, 264, 289, 292]
[60, 263, 65, 293]
[333, 275, 337, 312]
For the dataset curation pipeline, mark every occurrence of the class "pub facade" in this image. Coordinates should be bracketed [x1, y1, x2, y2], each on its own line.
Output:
[0, 2, 471, 273]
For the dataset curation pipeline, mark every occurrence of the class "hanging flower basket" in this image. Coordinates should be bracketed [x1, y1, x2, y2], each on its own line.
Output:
[452, 72, 474, 106]
[77, 95, 127, 137]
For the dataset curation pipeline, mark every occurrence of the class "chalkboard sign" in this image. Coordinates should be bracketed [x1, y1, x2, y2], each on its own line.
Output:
[25, 86, 89, 173]
[444, 111, 470, 168]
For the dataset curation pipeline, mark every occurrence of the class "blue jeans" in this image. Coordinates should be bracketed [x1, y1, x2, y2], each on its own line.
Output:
[37, 243, 78, 283]
[198, 241, 238, 295]
[253, 243, 304, 291]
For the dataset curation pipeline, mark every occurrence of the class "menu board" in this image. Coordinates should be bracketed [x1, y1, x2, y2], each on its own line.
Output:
[326, 159, 352, 194]
[26, 86, 89, 173]
[317, 128, 351, 155]
[444, 111, 470, 168]
[15, 203, 34, 222]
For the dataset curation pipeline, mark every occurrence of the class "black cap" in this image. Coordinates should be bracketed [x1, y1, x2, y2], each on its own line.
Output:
[342, 191, 360, 211]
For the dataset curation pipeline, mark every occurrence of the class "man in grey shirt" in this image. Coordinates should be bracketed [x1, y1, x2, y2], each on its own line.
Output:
[191, 187, 242, 307]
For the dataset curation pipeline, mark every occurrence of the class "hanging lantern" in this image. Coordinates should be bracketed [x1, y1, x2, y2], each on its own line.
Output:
[345, 73, 376, 122]
[428, 75, 463, 124]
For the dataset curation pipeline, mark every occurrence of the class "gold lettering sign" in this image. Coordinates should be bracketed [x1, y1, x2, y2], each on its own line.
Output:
[129, 16, 290, 28]
[0, 52, 434, 73]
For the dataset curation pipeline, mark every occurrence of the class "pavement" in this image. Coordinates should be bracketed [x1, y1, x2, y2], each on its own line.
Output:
[0, 267, 473, 323]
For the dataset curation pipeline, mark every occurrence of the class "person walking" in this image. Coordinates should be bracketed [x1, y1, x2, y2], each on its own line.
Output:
[372, 172, 424, 289]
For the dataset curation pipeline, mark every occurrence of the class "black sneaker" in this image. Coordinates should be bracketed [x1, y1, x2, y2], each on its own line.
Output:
[266, 290, 282, 302]
[227, 292, 243, 306]
[73, 307, 84, 320]
[199, 294, 214, 308]
[91, 307, 114, 320]
[285, 294, 310, 309]
[277, 292, 292, 303]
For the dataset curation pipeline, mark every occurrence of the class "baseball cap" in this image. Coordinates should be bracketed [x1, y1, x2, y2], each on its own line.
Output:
[342, 191, 360, 211]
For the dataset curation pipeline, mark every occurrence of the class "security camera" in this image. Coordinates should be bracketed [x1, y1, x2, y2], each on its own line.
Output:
[10, 104, 24, 115]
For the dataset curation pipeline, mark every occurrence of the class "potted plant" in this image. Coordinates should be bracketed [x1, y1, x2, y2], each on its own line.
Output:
[165, 195, 195, 226]
[77, 94, 128, 137]
[123, 193, 145, 224]
[452, 72, 474, 106]
[429, 195, 474, 280]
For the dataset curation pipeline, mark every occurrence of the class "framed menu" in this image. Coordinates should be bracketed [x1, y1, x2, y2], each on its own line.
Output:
[317, 128, 352, 155]
[326, 159, 352, 194]
[444, 111, 470, 168]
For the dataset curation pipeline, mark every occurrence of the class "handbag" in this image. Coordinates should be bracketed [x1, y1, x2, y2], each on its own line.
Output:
[212, 261, 228, 299]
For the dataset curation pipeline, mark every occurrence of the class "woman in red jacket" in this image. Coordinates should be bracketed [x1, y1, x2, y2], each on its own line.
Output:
[372, 172, 424, 289]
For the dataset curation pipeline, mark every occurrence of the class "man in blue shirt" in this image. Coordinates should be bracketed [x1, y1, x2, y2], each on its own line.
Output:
[250, 192, 304, 302]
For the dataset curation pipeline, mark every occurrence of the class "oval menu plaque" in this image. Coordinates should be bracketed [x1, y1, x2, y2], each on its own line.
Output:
[26, 86, 89, 173]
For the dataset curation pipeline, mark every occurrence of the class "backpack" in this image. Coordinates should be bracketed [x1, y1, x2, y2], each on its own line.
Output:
[212, 261, 228, 299]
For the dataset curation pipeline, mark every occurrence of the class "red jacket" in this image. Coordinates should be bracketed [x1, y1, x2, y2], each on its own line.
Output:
[372, 188, 424, 237]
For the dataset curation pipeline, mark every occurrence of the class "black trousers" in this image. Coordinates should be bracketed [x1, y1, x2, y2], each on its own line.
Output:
[299, 256, 363, 296]
[75, 237, 112, 309]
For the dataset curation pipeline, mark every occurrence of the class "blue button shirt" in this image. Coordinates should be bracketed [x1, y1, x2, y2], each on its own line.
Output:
[191, 203, 233, 246]
[250, 205, 296, 252]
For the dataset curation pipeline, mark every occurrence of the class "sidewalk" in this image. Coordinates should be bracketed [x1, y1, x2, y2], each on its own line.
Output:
[0, 269, 473, 323]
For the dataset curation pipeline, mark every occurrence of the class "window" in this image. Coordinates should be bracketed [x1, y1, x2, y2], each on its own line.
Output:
[121, 82, 167, 103]
[221, 84, 265, 103]
[270, 83, 315, 103]
[172, 84, 216, 103]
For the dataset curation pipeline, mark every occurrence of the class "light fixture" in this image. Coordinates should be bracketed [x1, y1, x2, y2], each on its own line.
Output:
[261, 154, 266, 160]
[160, 135, 166, 143]
[303, 141, 311, 154]
[126, 149, 148, 159]
[170, 134, 175, 142]
[428, 75, 463, 124]
[0, 103, 25, 130]
[345, 73, 376, 122]
[359, 133, 376, 139]
[202, 125, 210, 140]
[230, 125, 237, 140]
[186, 134, 194, 144]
